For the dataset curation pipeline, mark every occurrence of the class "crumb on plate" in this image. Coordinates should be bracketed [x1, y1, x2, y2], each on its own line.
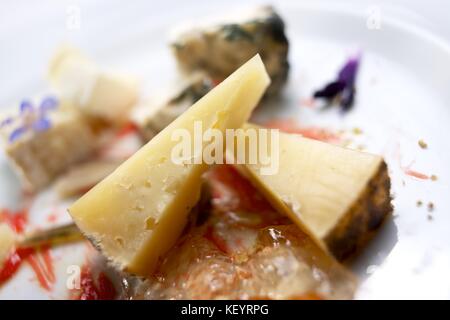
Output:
[418, 139, 428, 149]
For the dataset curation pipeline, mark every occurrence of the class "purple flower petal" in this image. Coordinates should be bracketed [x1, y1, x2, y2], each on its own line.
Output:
[312, 54, 361, 111]
[32, 117, 52, 132]
[9, 126, 27, 143]
[20, 100, 34, 114]
[340, 88, 355, 111]
[0, 117, 13, 128]
[39, 96, 58, 112]
[313, 81, 346, 99]
[338, 56, 360, 89]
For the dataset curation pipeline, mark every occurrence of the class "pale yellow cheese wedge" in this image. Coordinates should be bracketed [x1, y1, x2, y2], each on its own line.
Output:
[48, 46, 138, 124]
[0, 223, 16, 267]
[69, 55, 270, 275]
[235, 125, 391, 259]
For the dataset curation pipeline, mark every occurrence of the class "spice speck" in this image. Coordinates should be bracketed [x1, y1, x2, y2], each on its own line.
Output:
[418, 140, 428, 149]
[352, 127, 363, 135]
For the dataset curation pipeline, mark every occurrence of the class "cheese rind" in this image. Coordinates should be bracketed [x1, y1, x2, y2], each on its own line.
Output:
[237, 125, 392, 259]
[69, 55, 270, 275]
[171, 6, 289, 96]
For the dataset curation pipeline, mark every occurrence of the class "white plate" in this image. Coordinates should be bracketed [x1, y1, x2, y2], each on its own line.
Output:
[1, 0, 449, 299]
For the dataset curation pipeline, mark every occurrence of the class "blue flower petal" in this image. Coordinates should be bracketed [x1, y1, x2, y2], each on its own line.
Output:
[20, 100, 34, 114]
[9, 126, 27, 143]
[39, 96, 58, 112]
[0, 117, 13, 128]
[33, 117, 52, 132]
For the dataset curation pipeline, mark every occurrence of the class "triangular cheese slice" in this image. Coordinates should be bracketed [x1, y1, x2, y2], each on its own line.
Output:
[69, 55, 270, 275]
[235, 124, 391, 259]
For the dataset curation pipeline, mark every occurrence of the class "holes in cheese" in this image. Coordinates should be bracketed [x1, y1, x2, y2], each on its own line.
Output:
[236, 124, 392, 260]
[68, 55, 270, 276]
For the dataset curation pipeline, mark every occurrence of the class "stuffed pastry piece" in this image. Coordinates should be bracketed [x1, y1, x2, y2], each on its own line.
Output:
[171, 6, 289, 96]
[0, 102, 96, 191]
[127, 165, 356, 300]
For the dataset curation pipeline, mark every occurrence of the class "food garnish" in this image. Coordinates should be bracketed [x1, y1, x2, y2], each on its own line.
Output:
[0, 209, 56, 290]
[0, 96, 58, 143]
[313, 54, 361, 111]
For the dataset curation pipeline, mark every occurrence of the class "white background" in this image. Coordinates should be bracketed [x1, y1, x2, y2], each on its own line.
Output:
[1, 0, 450, 107]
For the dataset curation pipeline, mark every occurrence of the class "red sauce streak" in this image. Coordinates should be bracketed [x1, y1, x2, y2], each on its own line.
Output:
[211, 78, 222, 87]
[209, 165, 272, 213]
[46, 213, 58, 223]
[27, 250, 54, 291]
[396, 149, 430, 181]
[116, 122, 138, 139]
[0, 208, 28, 233]
[0, 248, 32, 285]
[77, 266, 116, 300]
[41, 247, 55, 282]
[403, 169, 429, 180]
[264, 119, 340, 143]
[204, 226, 229, 254]
[0, 209, 55, 290]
